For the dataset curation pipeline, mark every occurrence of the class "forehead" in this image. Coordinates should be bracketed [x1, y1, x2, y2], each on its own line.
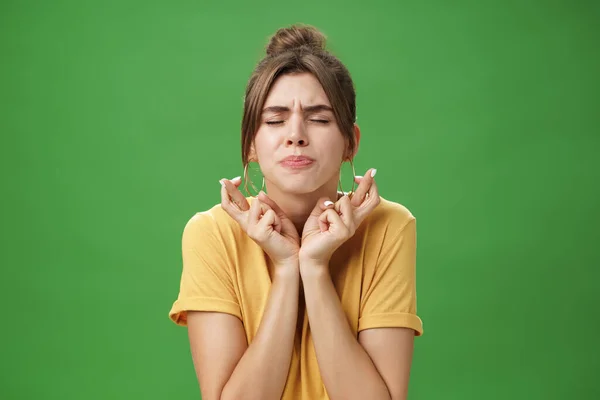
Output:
[264, 72, 330, 107]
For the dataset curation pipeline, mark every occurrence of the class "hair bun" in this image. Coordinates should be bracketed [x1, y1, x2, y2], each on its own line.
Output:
[266, 25, 326, 57]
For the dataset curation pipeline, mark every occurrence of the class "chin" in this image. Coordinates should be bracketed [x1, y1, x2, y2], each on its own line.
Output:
[272, 177, 322, 195]
[279, 182, 318, 195]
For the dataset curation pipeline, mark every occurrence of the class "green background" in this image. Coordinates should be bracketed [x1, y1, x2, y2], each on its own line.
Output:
[1, 0, 598, 399]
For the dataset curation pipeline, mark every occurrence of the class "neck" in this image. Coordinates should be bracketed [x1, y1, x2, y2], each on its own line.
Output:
[263, 178, 340, 235]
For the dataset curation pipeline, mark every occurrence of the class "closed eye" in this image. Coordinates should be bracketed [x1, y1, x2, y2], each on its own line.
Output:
[265, 119, 329, 125]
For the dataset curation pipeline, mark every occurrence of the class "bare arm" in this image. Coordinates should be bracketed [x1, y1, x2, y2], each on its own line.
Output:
[298, 171, 418, 399]
[358, 327, 415, 400]
[187, 263, 300, 400]
[300, 265, 394, 400]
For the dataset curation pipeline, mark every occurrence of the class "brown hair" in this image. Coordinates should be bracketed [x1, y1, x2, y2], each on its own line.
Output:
[241, 24, 357, 166]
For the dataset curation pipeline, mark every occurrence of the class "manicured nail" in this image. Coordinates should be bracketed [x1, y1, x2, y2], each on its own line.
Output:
[219, 179, 225, 187]
[324, 200, 334, 207]
[231, 176, 241, 182]
[370, 169, 377, 178]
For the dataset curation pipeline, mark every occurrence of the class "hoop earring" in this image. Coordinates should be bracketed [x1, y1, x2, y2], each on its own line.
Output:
[338, 158, 357, 196]
[243, 162, 265, 197]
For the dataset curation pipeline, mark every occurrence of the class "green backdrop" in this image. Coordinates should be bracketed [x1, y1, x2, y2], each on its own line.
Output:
[1, 0, 598, 399]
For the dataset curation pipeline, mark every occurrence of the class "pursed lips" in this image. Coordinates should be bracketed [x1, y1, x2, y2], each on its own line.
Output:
[280, 156, 315, 168]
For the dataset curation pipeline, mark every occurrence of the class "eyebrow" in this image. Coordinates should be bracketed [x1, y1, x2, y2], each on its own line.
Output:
[262, 104, 334, 114]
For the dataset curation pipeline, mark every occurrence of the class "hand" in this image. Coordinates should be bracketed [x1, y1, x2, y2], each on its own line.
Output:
[299, 168, 381, 265]
[220, 177, 300, 265]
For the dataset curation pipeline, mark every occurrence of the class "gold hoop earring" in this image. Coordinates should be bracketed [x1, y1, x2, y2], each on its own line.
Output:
[243, 162, 265, 197]
[338, 158, 357, 197]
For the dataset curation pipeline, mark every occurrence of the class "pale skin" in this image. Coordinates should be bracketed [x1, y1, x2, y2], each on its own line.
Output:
[187, 73, 415, 400]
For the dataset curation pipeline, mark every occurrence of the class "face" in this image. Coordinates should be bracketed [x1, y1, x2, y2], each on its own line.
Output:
[251, 72, 350, 195]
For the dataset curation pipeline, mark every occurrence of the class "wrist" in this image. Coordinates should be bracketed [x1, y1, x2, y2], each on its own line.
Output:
[299, 257, 329, 278]
[273, 258, 300, 279]
[298, 249, 331, 267]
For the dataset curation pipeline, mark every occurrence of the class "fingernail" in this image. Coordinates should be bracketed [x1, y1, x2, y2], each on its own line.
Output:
[219, 179, 225, 187]
[370, 169, 377, 178]
[232, 176, 241, 182]
[324, 200, 334, 207]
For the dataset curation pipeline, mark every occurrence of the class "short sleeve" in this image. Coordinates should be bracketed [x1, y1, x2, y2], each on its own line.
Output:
[358, 217, 423, 336]
[168, 213, 242, 326]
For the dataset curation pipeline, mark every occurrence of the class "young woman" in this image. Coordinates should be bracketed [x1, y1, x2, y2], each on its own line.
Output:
[169, 25, 423, 400]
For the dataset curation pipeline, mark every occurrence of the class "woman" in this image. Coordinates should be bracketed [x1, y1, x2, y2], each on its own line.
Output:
[169, 25, 423, 400]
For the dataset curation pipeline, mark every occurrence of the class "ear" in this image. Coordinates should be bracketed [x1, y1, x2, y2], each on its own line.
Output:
[345, 123, 361, 160]
[248, 143, 258, 162]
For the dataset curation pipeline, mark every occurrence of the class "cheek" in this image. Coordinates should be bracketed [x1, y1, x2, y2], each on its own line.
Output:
[317, 134, 347, 162]
[253, 136, 281, 171]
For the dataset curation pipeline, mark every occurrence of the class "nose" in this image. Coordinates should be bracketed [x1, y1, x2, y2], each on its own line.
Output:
[286, 136, 307, 146]
[285, 114, 309, 147]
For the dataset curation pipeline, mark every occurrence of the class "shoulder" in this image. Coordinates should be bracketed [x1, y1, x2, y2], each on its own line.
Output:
[182, 201, 244, 243]
[366, 196, 416, 234]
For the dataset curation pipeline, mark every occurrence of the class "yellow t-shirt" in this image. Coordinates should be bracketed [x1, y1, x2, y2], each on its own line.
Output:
[169, 196, 423, 399]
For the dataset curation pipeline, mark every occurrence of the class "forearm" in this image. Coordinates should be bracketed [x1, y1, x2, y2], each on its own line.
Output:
[222, 263, 300, 400]
[300, 262, 391, 400]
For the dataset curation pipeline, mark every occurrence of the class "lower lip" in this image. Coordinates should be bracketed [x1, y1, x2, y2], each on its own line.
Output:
[280, 159, 314, 169]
